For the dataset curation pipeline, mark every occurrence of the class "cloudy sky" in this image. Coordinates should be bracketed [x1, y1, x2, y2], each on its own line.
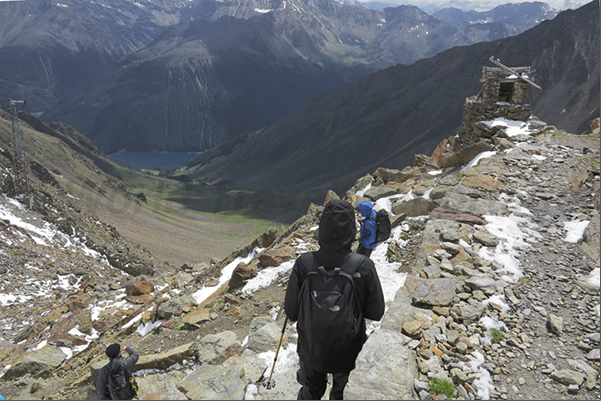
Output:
[364, 0, 591, 12]
[0, 0, 592, 10]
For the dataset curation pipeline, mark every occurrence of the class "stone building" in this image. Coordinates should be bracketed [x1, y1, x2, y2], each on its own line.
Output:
[452, 61, 539, 150]
[423, 60, 541, 169]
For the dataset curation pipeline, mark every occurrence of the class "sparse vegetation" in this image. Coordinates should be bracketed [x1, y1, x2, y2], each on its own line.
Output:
[453, 172, 467, 181]
[491, 328, 504, 343]
[429, 377, 456, 399]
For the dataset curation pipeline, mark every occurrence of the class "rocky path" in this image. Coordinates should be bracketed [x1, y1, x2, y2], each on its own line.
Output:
[0, 123, 598, 401]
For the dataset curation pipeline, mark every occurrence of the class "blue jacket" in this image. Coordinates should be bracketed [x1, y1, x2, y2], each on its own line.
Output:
[358, 201, 378, 249]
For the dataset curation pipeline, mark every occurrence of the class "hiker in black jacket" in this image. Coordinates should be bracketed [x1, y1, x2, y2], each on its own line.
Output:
[285, 199, 385, 400]
[96, 343, 139, 400]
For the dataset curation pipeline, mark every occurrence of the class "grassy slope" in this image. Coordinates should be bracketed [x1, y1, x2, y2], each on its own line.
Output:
[0, 110, 286, 269]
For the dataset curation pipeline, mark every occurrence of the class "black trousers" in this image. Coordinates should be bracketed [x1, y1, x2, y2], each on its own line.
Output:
[356, 244, 373, 258]
[296, 360, 350, 400]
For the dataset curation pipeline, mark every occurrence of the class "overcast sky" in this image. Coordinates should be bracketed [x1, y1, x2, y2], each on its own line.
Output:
[363, 0, 591, 12]
[0, 0, 592, 10]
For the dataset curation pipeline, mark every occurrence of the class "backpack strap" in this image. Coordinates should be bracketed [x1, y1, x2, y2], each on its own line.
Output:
[338, 253, 366, 278]
[107, 359, 116, 400]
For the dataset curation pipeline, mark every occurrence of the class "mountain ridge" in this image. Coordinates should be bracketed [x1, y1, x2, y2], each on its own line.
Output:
[1, 0, 557, 153]
[182, 1, 599, 201]
[0, 76, 598, 399]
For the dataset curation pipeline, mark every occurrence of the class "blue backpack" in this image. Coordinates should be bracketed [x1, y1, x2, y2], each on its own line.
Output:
[366, 209, 392, 244]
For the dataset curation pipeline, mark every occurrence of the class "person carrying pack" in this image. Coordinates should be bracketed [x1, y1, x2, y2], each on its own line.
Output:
[357, 200, 391, 257]
[285, 199, 385, 400]
[96, 343, 140, 400]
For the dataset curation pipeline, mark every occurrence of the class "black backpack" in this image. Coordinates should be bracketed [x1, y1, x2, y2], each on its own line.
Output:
[366, 209, 391, 244]
[107, 360, 139, 400]
[297, 252, 366, 360]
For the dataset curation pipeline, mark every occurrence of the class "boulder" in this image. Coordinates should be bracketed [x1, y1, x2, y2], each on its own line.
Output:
[458, 302, 487, 325]
[473, 230, 500, 247]
[136, 370, 188, 400]
[66, 294, 92, 312]
[2, 346, 66, 379]
[246, 317, 288, 354]
[49, 309, 93, 342]
[196, 331, 241, 365]
[437, 141, 493, 168]
[392, 198, 437, 217]
[182, 309, 211, 327]
[364, 185, 401, 201]
[464, 276, 497, 296]
[373, 167, 405, 184]
[547, 314, 564, 335]
[125, 280, 154, 296]
[229, 262, 258, 290]
[323, 190, 340, 205]
[462, 171, 504, 191]
[440, 193, 507, 216]
[177, 365, 246, 400]
[412, 278, 456, 306]
[345, 330, 418, 400]
[429, 207, 487, 225]
[157, 295, 198, 320]
[136, 342, 195, 371]
[551, 369, 585, 386]
[258, 246, 296, 268]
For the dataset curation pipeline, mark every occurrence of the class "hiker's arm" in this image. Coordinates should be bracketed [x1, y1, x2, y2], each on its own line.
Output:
[284, 259, 302, 322]
[121, 347, 139, 371]
[363, 265, 385, 321]
[363, 220, 377, 244]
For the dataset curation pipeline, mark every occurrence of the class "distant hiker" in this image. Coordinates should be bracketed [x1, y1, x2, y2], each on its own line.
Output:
[357, 200, 378, 257]
[96, 344, 140, 400]
[285, 199, 385, 400]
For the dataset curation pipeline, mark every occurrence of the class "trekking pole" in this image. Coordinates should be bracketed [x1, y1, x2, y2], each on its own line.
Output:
[263, 315, 288, 390]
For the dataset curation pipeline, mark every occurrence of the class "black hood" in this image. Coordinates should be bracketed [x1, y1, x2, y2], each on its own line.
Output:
[318, 199, 357, 251]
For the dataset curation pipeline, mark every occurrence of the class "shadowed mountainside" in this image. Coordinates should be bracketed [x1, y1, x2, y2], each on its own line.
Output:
[183, 1, 599, 199]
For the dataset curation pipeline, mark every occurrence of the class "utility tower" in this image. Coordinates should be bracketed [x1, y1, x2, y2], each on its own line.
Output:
[8, 98, 31, 204]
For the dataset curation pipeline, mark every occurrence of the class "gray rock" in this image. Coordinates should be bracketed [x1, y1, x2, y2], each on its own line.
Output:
[373, 168, 405, 184]
[414, 379, 429, 393]
[473, 230, 500, 247]
[550, 369, 585, 386]
[440, 193, 508, 216]
[3, 346, 66, 379]
[464, 276, 496, 295]
[446, 330, 460, 345]
[458, 302, 487, 325]
[586, 348, 600, 361]
[450, 367, 468, 383]
[136, 342, 195, 371]
[345, 329, 418, 400]
[392, 198, 438, 218]
[136, 370, 188, 400]
[157, 295, 198, 320]
[423, 265, 442, 279]
[364, 185, 401, 201]
[412, 278, 457, 306]
[546, 314, 563, 335]
[196, 331, 241, 365]
[177, 365, 246, 400]
[246, 317, 288, 354]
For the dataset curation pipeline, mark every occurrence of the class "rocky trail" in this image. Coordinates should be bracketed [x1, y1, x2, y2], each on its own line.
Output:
[0, 113, 599, 401]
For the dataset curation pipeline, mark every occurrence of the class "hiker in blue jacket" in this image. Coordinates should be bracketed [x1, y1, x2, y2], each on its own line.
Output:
[357, 200, 377, 257]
